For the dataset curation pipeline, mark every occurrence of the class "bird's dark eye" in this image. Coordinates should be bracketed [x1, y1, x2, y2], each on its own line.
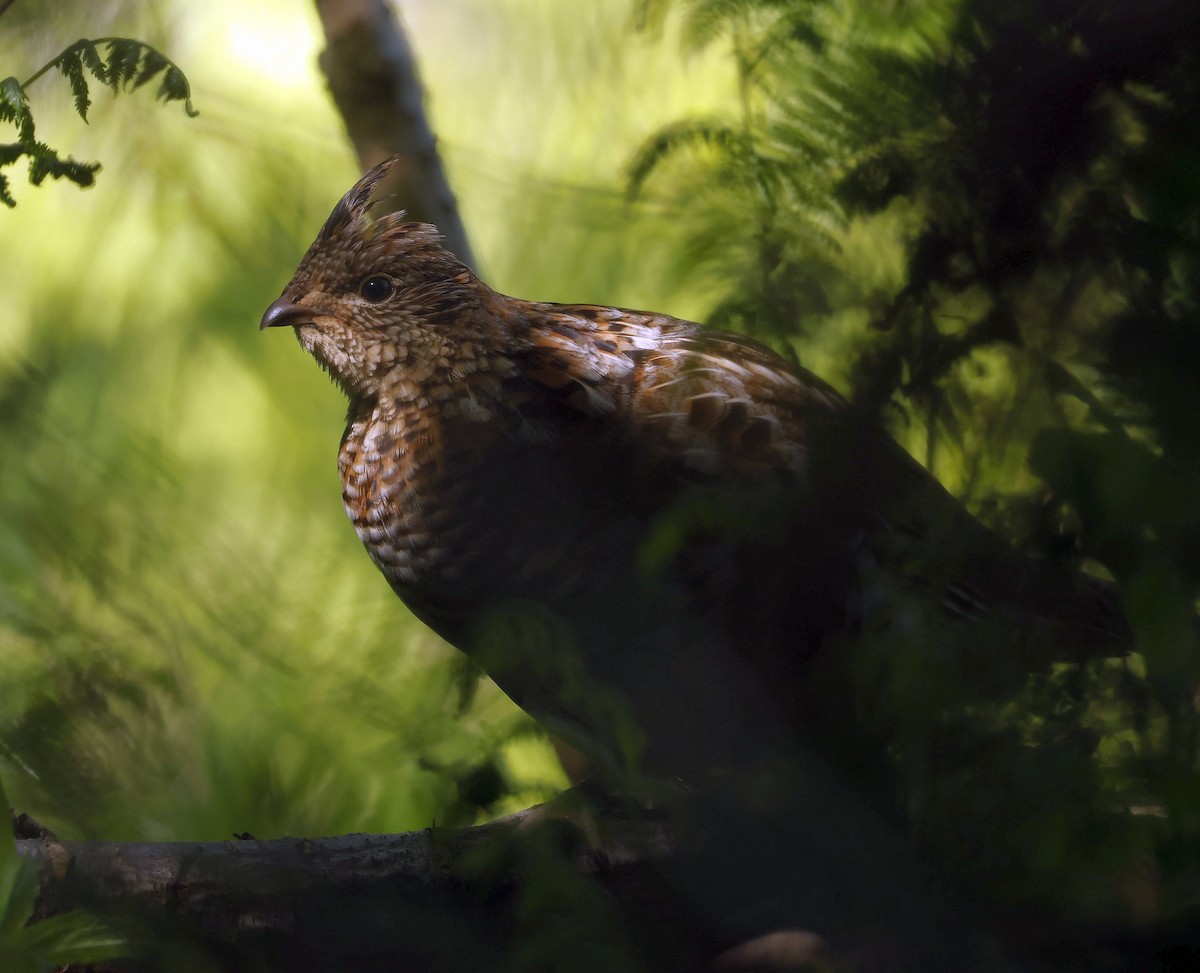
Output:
[359, 275, 394, 303]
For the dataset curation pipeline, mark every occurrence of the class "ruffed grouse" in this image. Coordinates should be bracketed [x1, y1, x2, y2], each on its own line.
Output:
[262, 159, 1129, 779]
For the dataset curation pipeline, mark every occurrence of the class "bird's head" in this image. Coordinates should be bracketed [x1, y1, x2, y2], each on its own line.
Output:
[261, 158, 489, 404]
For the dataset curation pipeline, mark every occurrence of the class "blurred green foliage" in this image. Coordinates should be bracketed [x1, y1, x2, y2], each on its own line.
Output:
[630, 0, 1200, 934]
[0, 0, 1198, 966]
[0, 0, 737, 846]
[0, 0, 606, 845]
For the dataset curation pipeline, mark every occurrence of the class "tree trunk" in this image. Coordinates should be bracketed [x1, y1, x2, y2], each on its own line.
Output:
[314, 0, 477, 270]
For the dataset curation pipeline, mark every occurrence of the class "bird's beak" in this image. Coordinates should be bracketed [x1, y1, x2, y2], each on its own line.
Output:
[260, 297, 313, 331]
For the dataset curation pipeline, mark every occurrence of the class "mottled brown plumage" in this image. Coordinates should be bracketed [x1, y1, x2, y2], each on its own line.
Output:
[262, 159, 1129, 777]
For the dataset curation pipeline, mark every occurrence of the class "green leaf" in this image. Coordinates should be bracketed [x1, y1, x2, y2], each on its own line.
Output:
[0, 77, 24, 122]
[27, 148, 100, 189]
[0, 859, 37, 939]
[79, 40, 106, 84]
[158, 65, 198, 117]
[0, 77, 33, 141]
[54, 51, 90, 121]
[6, 910, 128, 965]
[103, 39, 141, 88]
[0, 776, 37, 942]
[131, 49, 168, 91]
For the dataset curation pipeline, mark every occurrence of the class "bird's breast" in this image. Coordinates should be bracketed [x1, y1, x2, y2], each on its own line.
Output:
[338, 396, 628, 638]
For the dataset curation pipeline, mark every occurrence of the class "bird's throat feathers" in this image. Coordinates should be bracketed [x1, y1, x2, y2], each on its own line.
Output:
[293, 317, 456, 412]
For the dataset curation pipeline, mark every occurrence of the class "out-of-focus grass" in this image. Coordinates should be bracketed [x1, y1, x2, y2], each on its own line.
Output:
[0, 0, 746, 839]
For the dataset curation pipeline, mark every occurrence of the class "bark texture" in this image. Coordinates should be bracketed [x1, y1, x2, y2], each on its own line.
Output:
[315, 0, 477, 269]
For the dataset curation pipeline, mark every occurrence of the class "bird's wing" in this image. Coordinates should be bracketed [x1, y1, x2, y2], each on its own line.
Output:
[518, 302, 1132, 663]
[520, 302, 845, 483]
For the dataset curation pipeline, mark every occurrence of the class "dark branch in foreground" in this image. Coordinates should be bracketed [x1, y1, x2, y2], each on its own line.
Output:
[18, 801, 722, 973]
[17, 780, 1170, 973]
[24, 802, 673, 933]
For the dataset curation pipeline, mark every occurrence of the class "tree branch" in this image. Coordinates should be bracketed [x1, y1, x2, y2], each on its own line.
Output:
[16, 773, 1035, 973]
[20, 801, 702, 973]
[314, 0, 477, 271]
[17, 784, 1161, 972]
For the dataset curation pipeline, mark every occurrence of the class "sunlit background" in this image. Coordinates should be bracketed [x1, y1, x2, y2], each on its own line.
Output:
[3, 4, 1197, 944]
[0, 0, 749, 839]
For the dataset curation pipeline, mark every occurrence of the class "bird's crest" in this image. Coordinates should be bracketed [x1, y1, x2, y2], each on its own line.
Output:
[317, 156, 409, 245]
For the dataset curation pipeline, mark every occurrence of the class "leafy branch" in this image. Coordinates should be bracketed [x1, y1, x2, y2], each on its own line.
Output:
[0, 37, 197, 207]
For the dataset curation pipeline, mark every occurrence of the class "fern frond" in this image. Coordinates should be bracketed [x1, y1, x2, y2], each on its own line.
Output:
[22, 38, 196, 117]
[0, 76, 23, 122]
[131, 49, 168, 91]
[626, 118, 744, 198]
[103, 39, 142, 89]
[54, 51, 91, 121]
[28, 146, 100, 189]
[0, 76, 34, 142]
[79, 40, 106, 84]
[157, 65, 197, 117]
[2, 37, 197, 205]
